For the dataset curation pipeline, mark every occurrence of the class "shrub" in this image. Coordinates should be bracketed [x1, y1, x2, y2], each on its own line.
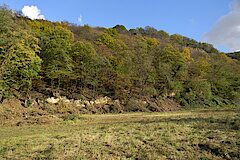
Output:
[62, 114, 79, 121]
[124, 98, 149, 112]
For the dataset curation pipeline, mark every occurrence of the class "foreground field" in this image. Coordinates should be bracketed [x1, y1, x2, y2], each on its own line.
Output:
[0, 108, 239, 160]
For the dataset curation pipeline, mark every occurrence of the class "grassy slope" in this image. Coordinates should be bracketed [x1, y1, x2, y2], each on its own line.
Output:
[0, 108, 239, 160]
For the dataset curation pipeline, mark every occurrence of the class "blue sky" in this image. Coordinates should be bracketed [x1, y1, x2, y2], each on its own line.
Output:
[0, 0, 236, 52]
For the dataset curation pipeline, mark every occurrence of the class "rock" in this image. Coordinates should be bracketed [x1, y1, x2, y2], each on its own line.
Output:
[168, 92, 176, 97]
[62, 99, 70, 103]
[74, 100, 85, 107]
[83, 100, 90, 106]
[59, 96, 67, 101]
[46, 97, 59, 104]
[74, 100, 81, 105]
[95, 96, 111, 105]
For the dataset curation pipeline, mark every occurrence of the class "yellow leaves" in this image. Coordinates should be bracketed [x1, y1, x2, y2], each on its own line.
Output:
[26, 20, 44, 35]
[170, 34, 183, 43]
[96, 33, 127, 51]
[190, 56, 211, 79]
[96, 33, 114, 45]
[72, 41, 96, 56]
[198, 57, 211, 72]
[108, 55, 124, 72]
[106, 28, 119, 37]
[144, 37, 160, 47]
[218, 53, 236, 64]
[26, 19, 74, 43]
[182, 47, 193, 62]
[56, 21, 70, 29]
[0, 14, 42, 95]
[160, 43, 183, 64]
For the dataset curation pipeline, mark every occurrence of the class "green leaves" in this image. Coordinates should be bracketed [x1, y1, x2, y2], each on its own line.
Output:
[38, 24, 74, 88]
[96, 33, 127, 51]
[0, 6, 239, 107]
[208, 54, 240, 102]
[0, 10, 42, 99]
[71, 41, 98, 82]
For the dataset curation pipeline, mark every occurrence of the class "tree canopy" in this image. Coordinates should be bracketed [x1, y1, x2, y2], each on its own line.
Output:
[0, 6, 239, 107]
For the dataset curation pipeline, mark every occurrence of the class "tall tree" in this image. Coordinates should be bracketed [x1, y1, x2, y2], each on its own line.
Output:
[71, 41, 98, 91]
[39, 24, 74, 91]
[0, 7, 42, 100]
[153, 44, 187, 97]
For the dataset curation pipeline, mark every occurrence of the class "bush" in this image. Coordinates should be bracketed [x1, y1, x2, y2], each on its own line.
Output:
[124, 98, 149, 112]
[62, 114, 79, 121]
[146, 102, 160, 112]
[108, 100, 124, 113]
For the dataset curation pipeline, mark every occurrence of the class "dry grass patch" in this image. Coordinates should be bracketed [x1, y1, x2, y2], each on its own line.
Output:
[0, 108, 239, 159]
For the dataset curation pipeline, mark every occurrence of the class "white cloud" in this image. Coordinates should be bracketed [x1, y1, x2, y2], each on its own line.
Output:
[22, 5, 45, 20]
[204, 0, 240, 52]
[78, 15, 83, 25]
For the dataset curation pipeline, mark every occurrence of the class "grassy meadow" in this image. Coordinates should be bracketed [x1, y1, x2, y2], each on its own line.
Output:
[0, 108, 239, 160]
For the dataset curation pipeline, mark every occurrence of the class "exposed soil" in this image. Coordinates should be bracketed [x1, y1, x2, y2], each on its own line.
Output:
[0, 97, 181, 126]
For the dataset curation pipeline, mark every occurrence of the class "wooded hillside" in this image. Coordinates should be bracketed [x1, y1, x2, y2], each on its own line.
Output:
[1, 6, 240, 111]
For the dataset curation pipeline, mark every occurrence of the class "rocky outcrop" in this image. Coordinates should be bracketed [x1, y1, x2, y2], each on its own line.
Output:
[46, 97, 60, 104]
[45, 96, 115, 108]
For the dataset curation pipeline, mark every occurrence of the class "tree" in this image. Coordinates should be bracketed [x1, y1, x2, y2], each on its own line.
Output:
[96, 33, 126, 51]
[71, 41, 98, 91]
[208, 54, 240, 103]
[170, 34, 184, 45]
[113, 24, 127, 33]
[153, 44, 187, 97]
[180, 52, 212, 105]
[182, 47, 192, 62]
[39, 24, 74, 91]
[128, 37, 160, 97]
[144, 26, 158, 37]
[0, 7, 42, 100]
[158, 30, 170, 40]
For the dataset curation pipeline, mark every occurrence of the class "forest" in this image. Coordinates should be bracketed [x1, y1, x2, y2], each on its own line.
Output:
[0, 6, 240, 113]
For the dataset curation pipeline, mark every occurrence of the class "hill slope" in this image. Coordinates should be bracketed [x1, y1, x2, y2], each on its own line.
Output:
[0, 6, 240, 113]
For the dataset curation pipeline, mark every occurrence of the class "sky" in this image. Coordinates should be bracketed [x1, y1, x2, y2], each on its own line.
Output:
[0, 0, 237, 52]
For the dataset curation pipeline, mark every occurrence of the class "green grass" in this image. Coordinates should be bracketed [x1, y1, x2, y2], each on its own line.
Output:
[0, 108, 239, 160]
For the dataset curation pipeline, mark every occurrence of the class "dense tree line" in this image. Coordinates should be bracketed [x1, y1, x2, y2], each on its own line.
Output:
[0, 6, 240, 107]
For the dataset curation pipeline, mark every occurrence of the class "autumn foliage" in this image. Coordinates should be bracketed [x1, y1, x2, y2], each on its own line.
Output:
[1, 6, 240, 108]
